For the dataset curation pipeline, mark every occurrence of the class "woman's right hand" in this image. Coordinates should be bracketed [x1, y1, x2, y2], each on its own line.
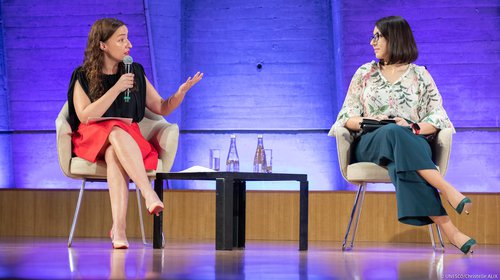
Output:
[113, 73, 134, 93]
[345, 116, 365, 131]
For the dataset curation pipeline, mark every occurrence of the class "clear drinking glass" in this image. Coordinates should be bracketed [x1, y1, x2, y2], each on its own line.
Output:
[265, 149, 272, 173]
[209, 149, 220, 171]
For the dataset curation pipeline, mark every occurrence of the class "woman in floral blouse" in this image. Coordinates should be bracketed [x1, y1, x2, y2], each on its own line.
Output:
[331, 16, 475, 254]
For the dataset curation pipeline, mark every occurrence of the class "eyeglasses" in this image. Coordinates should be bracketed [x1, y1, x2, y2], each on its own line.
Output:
[370, 33, 383, 43]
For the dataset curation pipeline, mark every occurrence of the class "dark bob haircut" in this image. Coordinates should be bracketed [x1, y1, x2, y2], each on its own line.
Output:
[375, 16, 418, 65]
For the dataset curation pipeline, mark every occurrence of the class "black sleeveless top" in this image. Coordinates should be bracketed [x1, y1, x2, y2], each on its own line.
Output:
[67, 63, 147, 132]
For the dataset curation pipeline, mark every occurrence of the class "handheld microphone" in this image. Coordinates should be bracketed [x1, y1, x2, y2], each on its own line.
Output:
[123, 55, 133, 102]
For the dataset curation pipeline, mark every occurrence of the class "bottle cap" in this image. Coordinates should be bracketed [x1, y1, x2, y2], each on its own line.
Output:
[257, 134, 263, 138]
[230, 134, 236, 138]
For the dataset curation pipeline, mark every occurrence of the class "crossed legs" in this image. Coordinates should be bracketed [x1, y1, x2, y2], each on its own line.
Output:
[104, 126, 164, 247]
[418, 169, 474, 252]
[418, 169, 467, 211]
[105, 145, 129, 245]
[429, 215, 472, 252]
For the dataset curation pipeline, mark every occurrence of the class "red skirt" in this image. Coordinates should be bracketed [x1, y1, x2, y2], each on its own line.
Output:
[72, 120, 158, 170]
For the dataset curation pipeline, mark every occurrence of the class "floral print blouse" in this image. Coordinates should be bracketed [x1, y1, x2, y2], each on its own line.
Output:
[330, 61, 454, 135]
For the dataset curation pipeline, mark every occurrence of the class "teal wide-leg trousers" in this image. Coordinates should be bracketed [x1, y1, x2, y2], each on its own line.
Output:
[354, 124, 447, 226]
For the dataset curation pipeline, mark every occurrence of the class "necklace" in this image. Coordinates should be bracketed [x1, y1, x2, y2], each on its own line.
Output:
[379, 63, 410, 84]
[382, 63, 409, 74]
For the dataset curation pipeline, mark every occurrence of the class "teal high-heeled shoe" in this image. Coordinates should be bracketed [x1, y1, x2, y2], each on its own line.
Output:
[451, 197, 472, 215]
[454, 238, 476, 255]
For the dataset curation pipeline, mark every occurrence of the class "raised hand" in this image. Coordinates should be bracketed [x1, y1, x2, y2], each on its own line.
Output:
[178, 72, 204, 94]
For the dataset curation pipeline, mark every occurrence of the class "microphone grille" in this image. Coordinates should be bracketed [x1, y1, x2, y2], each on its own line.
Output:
[123, 55, 133, 65]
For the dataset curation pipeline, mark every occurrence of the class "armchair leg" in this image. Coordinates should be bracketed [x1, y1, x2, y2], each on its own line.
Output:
[350, 183, 367, 248]
[342, 183, 367, 251]
[436, 224, 445, 249]
[68, 179, 86, 247]
[429, 224, 436, 250]
[135, 187, 147, 245]
[428, 223, 445, 251]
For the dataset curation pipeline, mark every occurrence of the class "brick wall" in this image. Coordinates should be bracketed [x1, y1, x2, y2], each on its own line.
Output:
[180, 0, 336, 130]
[0, 1, 153, 188]
[0, 3, 13, 187]
[0, 0, 498, 191]
[148, 0, 182, 125]
[0, 2, 8, 130]
[339, 0, 500, 127]
[337, 0, 500, 191]
[2, 1, 152, 131]
[171, 0, 339, 189]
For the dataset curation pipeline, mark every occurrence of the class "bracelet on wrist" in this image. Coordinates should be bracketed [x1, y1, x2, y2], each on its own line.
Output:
[411, 123, 421, 135]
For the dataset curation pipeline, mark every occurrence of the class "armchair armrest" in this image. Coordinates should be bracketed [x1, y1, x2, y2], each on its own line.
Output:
[139, 111, 180, 173]
[328, 124, 453, 179]
[431, 128, 453, 177]
[55, 103, 75, 178]
[331, 126, 355, 179]
[150, 122, 179, 173]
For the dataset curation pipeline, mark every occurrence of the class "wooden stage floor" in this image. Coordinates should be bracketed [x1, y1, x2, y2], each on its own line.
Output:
[0, 238, 498, 279]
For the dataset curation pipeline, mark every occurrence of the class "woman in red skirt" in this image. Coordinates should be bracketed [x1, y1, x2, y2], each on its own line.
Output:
[67, 18, 203, 249]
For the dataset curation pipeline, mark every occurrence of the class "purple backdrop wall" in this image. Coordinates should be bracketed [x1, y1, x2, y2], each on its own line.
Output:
[0, 1, 154, 189]
[339, 0, 500, 127]
[175, 0, 338, 189]
[0, 0, 498, 192]
[335, 0, 500, 191]
[0, 3, 13, 188]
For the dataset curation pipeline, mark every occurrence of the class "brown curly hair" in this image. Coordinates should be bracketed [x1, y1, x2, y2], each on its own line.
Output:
[82, 18, 125, 101]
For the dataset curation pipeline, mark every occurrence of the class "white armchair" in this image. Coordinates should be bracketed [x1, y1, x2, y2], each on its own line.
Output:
[329, 126, 453, 251]
[56, 101, 179, 247]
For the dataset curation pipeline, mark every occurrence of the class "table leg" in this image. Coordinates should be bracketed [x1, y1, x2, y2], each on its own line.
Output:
[233, 180, 246, 248]
[216, 178, 234, 250]
[299, 180, 309, 251]
[153, 179, 164, 249]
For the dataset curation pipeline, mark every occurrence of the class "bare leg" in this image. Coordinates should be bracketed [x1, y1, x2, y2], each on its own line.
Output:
[105, 145, 129, 245]
[417, 169, 468, 211]
[107, 127, 163, 213]
[430, 215, 474, 253]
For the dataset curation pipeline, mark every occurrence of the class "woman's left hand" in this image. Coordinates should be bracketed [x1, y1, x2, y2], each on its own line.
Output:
[393, 117, 410, 127]
[178, 72, 204, 94]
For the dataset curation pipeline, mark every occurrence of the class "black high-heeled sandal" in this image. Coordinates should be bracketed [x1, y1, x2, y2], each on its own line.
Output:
[453, 238, 476, 255]
[451, 197, 472, 215]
